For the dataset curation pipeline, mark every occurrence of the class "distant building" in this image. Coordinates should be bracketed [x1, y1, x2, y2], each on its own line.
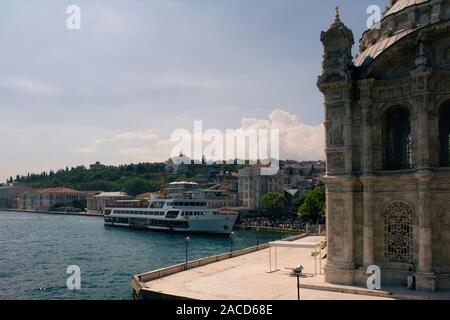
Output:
[19, 188, 88, 211]
[166, 181, 203, 199]
[136, 192, 161, 201]
[0, 184, 30, 209]
[86, 192, 131, 215]
[165, 154, 191, 173]
[89, 161, 106, 170]
[203, 184, 239, 209]
[238, 166, 285, 210]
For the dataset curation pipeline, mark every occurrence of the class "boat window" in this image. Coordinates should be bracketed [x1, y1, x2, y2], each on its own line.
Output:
[166, 211, 180, 219]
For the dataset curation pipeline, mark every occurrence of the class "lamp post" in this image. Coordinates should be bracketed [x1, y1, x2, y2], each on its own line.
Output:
[230, 232, 235, 254]
[292, 265, 304, 301]
[185, 236, 191, 270]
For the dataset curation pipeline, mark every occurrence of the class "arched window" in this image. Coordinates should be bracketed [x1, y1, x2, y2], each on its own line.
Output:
[383, 107, 412, 170]
[384, 202, 413, 263]
[439, 102, 450, 167]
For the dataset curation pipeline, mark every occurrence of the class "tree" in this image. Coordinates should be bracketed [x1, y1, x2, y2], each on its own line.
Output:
[122, 177, 153, 196]
[291, 193, 307, 210]
[298, 187, 325, 224]
[260, 192, 288, 216]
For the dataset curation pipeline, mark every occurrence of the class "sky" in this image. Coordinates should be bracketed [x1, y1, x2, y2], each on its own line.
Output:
[0, 0, 386, 181]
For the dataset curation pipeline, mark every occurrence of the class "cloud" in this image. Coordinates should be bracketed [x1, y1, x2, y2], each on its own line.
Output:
[150, 76, 219, 90]
[117, 148, 149, 157]
[239, 109, 325, 161]
[114, 130, 159, 140]
[0, 77, 60, 96]
[74, 147, 97, 155]
[110, 109, 325, 163]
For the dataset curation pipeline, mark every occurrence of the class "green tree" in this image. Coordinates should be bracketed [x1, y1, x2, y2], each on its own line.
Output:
[83, 180, 118, 192]
[260, 192, 288, 216]
[122, 177, 153, 196]
[291, 193, 307, 210]
[298, 187, 325, 223]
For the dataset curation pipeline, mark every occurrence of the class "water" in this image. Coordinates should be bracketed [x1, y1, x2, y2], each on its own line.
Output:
[0, 211, 295, 300]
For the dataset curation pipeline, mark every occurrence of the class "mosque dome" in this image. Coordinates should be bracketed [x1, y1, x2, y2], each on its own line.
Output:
[355, 0, 449, 68]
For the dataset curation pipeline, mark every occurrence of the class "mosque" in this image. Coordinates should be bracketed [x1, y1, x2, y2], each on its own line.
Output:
[318, 0, 450, 291]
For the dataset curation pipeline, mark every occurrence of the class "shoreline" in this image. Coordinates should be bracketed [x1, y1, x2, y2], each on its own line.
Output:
[0, 208, 103, 218]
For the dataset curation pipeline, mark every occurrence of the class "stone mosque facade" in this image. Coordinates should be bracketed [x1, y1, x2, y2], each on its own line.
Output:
[318, 0, 450, 291]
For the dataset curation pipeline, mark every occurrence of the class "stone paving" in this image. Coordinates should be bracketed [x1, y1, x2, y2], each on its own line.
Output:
[143, 236, 393, 300]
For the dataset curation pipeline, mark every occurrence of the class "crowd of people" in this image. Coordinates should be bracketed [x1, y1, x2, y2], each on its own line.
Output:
[237, 215, 307, 232]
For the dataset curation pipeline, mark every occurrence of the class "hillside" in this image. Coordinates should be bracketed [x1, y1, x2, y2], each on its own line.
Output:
[11, 162, 244, 196]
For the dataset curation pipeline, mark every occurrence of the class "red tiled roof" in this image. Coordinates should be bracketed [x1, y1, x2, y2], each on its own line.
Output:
[25, 187, 83, 194]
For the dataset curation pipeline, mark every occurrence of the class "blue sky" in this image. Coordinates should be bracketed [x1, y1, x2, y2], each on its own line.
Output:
[0, 0, 386, 180]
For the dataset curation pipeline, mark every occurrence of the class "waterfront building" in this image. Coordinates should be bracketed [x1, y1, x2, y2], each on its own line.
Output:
[238, 165, 285, 211]
[86, 191, 131, 215]
[0, 184, 30, 209]
[318, 1, 450, 291]
[19, 188, 88, 211]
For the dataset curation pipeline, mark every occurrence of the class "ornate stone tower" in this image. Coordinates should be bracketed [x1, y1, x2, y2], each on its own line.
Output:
[318, 1, 450, 291]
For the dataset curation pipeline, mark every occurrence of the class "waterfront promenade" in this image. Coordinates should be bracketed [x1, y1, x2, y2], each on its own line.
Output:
[133, 236, 393, 300]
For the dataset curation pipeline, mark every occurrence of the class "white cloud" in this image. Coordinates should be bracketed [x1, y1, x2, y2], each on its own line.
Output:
[112, 109, 325, 163]
[0, 77, 60, 96]
[114, 130, 159, 140]
[239, 109, 325, 161]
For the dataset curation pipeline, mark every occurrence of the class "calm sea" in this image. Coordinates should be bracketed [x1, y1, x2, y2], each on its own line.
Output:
[0, 210, 294, 300]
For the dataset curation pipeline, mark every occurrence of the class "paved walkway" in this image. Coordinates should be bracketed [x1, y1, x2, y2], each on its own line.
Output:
[144, 236, 392, 300]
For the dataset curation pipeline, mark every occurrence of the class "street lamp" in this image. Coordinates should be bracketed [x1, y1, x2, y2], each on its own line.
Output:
[230, 232, 235, 254]
[185, 236, 191, 270]
[292, 265, 304, 301]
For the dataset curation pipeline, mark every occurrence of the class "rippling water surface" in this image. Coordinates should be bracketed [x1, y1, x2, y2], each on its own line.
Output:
[0, 211, 294, 300]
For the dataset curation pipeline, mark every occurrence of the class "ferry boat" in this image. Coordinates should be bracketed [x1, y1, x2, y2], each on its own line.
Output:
[104, 199, 239, 235]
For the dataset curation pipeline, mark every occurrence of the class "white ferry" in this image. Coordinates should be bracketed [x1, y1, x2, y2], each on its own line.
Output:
[104, 199, 239, 235]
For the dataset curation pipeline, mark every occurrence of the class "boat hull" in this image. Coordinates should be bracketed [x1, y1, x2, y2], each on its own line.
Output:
[104, 215, 238, 235]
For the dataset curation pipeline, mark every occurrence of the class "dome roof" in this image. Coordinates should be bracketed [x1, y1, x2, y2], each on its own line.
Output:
[384, 0, 430, 17]
[355, 0, 445, 67]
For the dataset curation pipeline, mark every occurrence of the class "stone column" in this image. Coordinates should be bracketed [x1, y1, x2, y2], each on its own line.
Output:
[343, 179, 354, 268]
[361, 175, 375, 267]
[417, 93, 431, 168]
[343, 98, 353, 174]
[417, 172, 433, 273]
[361, 103, 373, 172]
